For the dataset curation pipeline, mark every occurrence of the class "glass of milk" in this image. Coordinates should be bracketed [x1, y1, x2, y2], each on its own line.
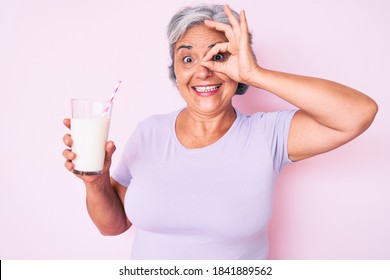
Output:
[70, 99, 112, 175]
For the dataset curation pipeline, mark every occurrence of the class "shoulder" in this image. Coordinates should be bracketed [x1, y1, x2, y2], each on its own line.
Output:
[122, 110, 179, 153]
[132, 110, 181, 143]
[236, 109, 297, 128]
[137, 110, 179, 131]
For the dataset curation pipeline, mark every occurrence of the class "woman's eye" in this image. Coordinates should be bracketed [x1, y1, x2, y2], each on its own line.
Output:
[212, 53, 225, 62]
[183, 56, 193, 63]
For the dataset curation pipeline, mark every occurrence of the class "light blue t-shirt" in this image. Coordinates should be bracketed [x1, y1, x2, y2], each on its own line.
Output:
[112, 108, 296, 259]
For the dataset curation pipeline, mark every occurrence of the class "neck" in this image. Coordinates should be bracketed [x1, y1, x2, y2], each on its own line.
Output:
[175, 107, 237, 149]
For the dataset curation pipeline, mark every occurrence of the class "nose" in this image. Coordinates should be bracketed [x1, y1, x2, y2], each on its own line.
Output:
[195, 64, 212, 79]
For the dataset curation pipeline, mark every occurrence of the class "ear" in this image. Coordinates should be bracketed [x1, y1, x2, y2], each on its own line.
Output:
[169, 64, 177, 82]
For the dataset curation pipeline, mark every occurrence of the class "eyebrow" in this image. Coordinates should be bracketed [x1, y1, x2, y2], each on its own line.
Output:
[176, 45, 193, 51]
[176, 42, 221, 52]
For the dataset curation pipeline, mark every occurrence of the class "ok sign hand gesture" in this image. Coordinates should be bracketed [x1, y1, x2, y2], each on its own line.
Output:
[201, 5, 259, 85]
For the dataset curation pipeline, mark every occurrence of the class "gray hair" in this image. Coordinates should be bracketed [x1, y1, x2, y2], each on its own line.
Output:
[167, 4, 255, 95]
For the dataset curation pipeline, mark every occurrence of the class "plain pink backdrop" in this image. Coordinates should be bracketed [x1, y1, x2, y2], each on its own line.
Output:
[0, 0, 389, 259]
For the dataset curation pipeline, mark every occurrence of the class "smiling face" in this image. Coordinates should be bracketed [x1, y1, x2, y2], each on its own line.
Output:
[173, 24, 238, 116]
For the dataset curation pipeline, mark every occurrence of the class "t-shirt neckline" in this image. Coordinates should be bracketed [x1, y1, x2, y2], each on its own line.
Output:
[171, 107, 242, 152]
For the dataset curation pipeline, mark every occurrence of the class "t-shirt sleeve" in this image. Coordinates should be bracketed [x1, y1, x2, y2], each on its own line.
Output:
[258, 109, 297, 174]
[111, 125, 140, 187]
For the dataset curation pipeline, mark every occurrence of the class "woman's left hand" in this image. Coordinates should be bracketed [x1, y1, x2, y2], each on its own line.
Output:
[201, 5, 259, 85]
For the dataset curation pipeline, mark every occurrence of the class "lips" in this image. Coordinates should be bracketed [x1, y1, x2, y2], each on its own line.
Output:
[192, 84, 222, 97]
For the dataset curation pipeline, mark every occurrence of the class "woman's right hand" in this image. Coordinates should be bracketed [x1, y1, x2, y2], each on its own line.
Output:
[63, 119, 130, 234]
[62, 118, 116, 185]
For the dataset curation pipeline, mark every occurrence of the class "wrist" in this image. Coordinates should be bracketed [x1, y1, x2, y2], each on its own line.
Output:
[242, 66, 265, 88]
[84, 174, 111, 194]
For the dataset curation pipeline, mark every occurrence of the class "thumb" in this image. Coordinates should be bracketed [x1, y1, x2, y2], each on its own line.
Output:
[201, 60, 225, 74]
[105, 141, 116, 162]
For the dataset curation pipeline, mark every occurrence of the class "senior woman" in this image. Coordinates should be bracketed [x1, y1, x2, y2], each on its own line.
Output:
[62, 4, 377, 259]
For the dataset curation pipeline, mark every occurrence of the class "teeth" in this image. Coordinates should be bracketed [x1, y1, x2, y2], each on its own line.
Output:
[194, 85, 220, 92]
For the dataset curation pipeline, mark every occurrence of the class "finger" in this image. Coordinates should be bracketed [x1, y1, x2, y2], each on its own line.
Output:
[224, 5, 240, 33]
[63, 134, 73, 147]
[62, 149, 76, 160]
[239, 10, 250, 43]
[202, 42, 230, 62]
[204, 20, 235, 42]
[240, 10, 248, 33]
[64, 160, 74, 172]
[200, 59, 226, 75]
[104, 141, 116, 162]
[63, 118, 71, 129]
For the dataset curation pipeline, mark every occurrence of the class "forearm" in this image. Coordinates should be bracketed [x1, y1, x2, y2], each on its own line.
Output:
[249, 67, 378, 133]
[85, 176, 129, 236]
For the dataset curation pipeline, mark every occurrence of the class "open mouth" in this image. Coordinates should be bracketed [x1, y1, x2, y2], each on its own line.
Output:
[192, 84, 222, 96]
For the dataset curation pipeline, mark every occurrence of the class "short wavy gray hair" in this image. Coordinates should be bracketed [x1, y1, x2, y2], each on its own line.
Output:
[167, 4, 255, 95]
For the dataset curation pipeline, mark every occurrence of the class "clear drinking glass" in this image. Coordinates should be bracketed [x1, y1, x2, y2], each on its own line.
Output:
[70, 99, 112, 175]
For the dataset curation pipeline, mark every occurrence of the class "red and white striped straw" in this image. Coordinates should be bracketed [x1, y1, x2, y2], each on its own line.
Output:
[103, 80, 121, 115]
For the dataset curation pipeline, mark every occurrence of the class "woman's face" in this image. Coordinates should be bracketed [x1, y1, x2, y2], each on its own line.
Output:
[173, 24, 238, 116]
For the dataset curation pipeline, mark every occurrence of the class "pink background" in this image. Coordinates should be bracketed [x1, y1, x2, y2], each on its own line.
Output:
[1, 0, 389, 259]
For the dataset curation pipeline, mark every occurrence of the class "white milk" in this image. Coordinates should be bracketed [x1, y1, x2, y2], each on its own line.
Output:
[71, 117, 111, 174]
